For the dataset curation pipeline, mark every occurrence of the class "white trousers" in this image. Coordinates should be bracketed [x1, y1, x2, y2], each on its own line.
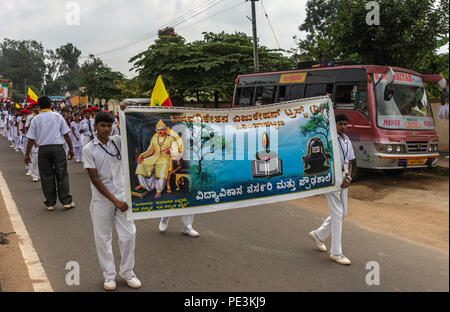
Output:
[314, 188, 348, 256]
[163, 214, 195, 229]
[30, 147, 40, 179]
[90, 200, 136, 280]
[74, 146, 83, 161]
[137, 175, 166, 193]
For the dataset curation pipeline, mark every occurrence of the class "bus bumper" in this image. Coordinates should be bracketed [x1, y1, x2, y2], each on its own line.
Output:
[360, 153, 439, 169]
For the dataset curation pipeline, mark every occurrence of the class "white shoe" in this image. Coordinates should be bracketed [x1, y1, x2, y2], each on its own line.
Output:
[119, 273, 142, 289]
[25, 171, 31, 176]
[76, 159, 81, 163]
[159, 217, 170, 232]
[104, 279, 116, 291]
[46, 205, 55, 211]
[63, 202, 76, 209]
[308, 231, 327, 252]
[32, 177, 39, 182]
[330, 254, 351, 265]
[183, 225, 199, 238]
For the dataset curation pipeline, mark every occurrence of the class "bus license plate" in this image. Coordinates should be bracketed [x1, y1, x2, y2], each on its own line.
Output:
[408, 159, 426, 165]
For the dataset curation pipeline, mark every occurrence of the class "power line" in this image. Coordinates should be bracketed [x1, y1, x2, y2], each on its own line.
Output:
[89, 0, 225, 58]
[93, 0, 246, 60]
[260, 0, 281, 50]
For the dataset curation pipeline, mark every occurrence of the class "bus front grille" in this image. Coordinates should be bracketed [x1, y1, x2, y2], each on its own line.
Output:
[406, 141, 428, 153]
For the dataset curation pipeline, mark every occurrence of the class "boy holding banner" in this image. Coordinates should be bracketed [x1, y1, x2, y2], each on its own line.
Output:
[83, 111, 141, 291]
[309, 113, 354, 265]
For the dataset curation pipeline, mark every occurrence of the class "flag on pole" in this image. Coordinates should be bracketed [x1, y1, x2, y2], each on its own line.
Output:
[150, 75, 173, 107]
[15, 103, 22, 109]
[26, 88, 38, 104]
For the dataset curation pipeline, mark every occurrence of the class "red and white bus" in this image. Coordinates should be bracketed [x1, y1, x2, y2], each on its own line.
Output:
[232, 64, 446, 179]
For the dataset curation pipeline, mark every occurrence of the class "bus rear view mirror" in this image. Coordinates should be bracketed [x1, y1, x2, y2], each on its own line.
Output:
[384, 84, 394, 101]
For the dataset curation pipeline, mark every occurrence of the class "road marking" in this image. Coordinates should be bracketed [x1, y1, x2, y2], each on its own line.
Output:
[0, 171, 53, 292]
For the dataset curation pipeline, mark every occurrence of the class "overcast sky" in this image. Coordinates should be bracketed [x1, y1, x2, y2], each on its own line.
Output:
[1, 0, 308, 77]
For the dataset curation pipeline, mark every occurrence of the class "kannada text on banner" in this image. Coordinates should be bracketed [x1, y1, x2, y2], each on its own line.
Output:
[120, 97, 343, 220]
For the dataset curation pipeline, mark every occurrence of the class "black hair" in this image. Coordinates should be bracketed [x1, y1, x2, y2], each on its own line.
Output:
[95, 111, 114, 124]
[38, 96, 52, 109]
[335, 113, 349, 123]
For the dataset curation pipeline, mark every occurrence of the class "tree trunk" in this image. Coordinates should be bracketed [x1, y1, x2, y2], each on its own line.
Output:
[196, 91, 200, 103]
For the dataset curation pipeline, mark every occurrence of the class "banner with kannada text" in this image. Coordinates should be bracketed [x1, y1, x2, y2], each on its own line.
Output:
[120, 97, 343, 220]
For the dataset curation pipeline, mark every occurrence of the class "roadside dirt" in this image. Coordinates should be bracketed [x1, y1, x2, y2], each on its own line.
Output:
[295, 167, 449, 253]
[0, 190, 34, 292]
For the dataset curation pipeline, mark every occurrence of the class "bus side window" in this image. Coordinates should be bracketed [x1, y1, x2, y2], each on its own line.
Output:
[357, 83, 369, 118]
[238, 87, 255, 106]
[261, 86, 276, 104]
[278, 85, 287, 102]
[286, 84, 305, 101]
[335, 84, 357, 110]
[305, 84, 327, 98]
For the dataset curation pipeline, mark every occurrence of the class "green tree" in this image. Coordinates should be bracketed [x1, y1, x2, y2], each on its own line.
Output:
[130, 31, 294, 107]
[44, 43, 82, 95]
[0, 39, 46, 102]
[81, 55, 124, 103]
[296, 0, 449, 75]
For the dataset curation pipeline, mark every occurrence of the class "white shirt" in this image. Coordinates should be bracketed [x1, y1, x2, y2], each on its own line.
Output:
[337, 134, 355, 174]
[70, 121, 83, 146]
[81, 118, 95, 138]
[111, 124, 120, 136]
[25, 114, 34, 128]
[83, 135, 125, 203]
[26, 111, 70, 146]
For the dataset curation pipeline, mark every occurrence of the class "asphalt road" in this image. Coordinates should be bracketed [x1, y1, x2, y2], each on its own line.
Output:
[0, 136, 448, 292]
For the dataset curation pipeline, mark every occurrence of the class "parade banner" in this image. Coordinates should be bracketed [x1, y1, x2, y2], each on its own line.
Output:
[120, 96, 343, 221]
[0, 83, 8, 99]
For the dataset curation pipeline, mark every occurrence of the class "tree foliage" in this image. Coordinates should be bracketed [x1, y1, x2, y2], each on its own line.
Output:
[0, 39, 46, 102]
[80, 55, 124, 102]
[130, 30, 294, 106]
[296, 0, 449, 76]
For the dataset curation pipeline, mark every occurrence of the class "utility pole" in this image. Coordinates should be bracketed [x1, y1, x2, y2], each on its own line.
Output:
[249, 0, 259, 72]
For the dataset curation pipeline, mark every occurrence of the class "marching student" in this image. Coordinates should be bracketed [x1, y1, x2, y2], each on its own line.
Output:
[26, 103, 41, 182]
[70, 112, 83, 162]
[24, 96, 76, 211]
[308, 113, 355, 265]
[83, 111, 141, 291]
[80, 108, 95, 148]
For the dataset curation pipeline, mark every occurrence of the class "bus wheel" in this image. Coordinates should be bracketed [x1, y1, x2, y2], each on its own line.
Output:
[351, 166, 365, 181]
[383, 169, 405, 176]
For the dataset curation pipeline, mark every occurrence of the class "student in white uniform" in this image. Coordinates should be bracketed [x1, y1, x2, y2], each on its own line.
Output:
[26, 104, 40, 182]
[70, 113, 83, 162]
[308, 113, 355, 265]
[0, 105, 5, 136]
[80, 108, 95, 158]
[24, 96, 76, 211]
[83, 112, 141, 291]
[14, 112, 23, 152]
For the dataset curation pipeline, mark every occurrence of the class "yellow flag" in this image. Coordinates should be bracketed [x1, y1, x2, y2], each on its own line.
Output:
[27, 88, 38, 104]
[150, 75, 172, 107]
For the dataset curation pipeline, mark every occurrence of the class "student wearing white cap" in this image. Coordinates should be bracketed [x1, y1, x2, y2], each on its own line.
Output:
[308, 113, 355, 265]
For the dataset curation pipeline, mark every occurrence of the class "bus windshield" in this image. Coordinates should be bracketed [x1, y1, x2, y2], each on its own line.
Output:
[375, 73, 435, 130]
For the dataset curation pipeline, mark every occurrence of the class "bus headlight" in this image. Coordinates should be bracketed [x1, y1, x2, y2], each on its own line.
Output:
[431, 144, 438, 152]
[386, 145, 394, 153]
[428, 145, 433, 153]
[395, 145, 402, 153]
